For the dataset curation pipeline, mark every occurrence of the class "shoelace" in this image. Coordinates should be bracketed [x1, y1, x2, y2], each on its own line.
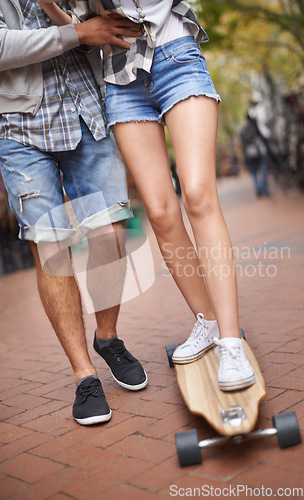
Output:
[213, 337, 244, 370]
[78, 379, 100, 403]
[188, 313, 209, 345]
[108, 341, 133, 362]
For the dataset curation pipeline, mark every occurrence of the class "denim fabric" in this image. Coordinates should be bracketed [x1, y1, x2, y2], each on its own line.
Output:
[0, 119, 132, 243]
[105, 36, 220, 128]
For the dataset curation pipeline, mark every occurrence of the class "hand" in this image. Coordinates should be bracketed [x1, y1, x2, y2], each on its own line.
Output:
[75, 14, 142, 49]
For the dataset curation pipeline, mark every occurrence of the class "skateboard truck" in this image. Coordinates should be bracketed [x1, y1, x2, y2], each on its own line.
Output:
[175, 412, 302, 467]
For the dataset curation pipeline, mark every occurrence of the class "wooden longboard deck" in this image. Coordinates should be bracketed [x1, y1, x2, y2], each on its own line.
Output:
[175, 340, 266, 436]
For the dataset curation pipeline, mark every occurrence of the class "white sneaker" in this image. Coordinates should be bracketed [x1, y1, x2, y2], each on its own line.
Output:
[172, 313, 218, 364]
[214, 337, 255, 391]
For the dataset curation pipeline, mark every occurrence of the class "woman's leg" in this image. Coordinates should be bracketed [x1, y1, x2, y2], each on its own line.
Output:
[165, 96, 240, 339]
[113, 120, 214, 320]
[165, 96, 255, 389]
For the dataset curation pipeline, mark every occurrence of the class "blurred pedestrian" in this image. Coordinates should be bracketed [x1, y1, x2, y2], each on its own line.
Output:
[240, 114, 270, 197]
[0, 0, 147, 426]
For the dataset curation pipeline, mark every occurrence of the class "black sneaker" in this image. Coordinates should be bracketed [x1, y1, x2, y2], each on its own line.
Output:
[72, 376, 112, 425]
[93, 332, 148, 391]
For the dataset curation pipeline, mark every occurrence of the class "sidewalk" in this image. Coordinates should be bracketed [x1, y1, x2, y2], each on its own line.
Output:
[0, 174, 303, 499]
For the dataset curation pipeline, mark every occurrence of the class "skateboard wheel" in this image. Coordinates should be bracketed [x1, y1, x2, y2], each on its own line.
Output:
[166, 344, 179, 368]
[272, 412, 302, 448]
[240, 328, 246, 340]
[175, 430, 202, 467]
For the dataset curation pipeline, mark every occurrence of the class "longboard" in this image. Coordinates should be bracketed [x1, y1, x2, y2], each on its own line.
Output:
[167, 338, 301, 467]
[175, 340, 266, 436]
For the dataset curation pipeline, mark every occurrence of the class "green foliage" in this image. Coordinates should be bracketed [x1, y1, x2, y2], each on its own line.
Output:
[194, 0, 304, 144]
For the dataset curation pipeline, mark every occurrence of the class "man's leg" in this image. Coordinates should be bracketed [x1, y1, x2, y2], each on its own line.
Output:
[83, 222, 148, 391]
[85, 223, 126, 339]
[30, 241, 97, 383]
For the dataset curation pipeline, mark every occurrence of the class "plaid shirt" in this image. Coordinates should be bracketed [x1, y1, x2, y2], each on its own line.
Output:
[69, 0, 208, 85]
[0, 0, 107, 152]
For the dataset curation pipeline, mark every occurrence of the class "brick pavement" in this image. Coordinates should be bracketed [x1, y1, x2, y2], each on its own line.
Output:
[0, 174, 303, 499]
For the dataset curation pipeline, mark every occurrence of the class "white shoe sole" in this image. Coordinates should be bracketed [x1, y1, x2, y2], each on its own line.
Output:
[172, 343, 215, 365]
[219, 375, 256, 392]
[111, 370, 148, 391]
[74, 409, 112, 425]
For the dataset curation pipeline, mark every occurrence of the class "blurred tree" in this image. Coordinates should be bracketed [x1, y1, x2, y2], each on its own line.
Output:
[193, 0, 304, 144]
[198, 0, 304, 57]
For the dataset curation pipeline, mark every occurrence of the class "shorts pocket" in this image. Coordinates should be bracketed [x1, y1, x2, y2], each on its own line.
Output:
[170, 44, 203, 65]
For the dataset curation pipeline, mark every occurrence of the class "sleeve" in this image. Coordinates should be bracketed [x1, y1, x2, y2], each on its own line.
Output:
[0, 16, 80, 71]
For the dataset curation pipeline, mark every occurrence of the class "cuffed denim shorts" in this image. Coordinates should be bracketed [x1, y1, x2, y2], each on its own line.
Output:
[105, 36, 220, 128]
[0, 119, 132, 243]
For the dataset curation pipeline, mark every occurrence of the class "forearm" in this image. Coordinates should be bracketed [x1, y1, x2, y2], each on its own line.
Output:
[37, 1, 72, 26]
[0, 24, 79, 71]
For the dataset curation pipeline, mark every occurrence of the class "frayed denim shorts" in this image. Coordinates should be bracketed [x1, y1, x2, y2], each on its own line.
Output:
[0, 119, 132, 243]
[105, 36, 220, 128]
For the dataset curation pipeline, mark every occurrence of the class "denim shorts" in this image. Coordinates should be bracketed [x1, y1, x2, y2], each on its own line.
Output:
[0, 119, 132, 243]
[105, 36, 220, 127]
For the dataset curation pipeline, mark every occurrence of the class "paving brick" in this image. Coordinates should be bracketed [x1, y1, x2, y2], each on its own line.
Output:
[47, 494, 75, 500]
[0, 453, 66, 484]
[0, 431, 51, 463]
[30, 429, 88, 458]
[6, 400, 68, 426]
[44, 405, 73, 421]
[259, 443, 304, 473]
[60, 458, 152, 498]
[21, 414, 75, 436]
[129, 455, 192, 491]
[262, 362, 296, 385]
[231, 463, 304, 490]
[0, 476, 27, 499]
[0, 422, 32, 444]
[22, 371, 71, 385]
[190, 438, 277, 482]
[142, 408, 196, 439]
[1, 393, 51, 410]
[0, 378, 30, 393]
[291, 399, 304, 427]
[141, 385, 184, 406]
[263, 386, 285, 401]
[86, 415, 156, 448]
[27, 379, 74, 397]
[112, 397, 179, 419]
[98, 483, 162, 500]
[34, 386, 74, 403]
[270, 369, 304, 392]
[50, 442, 121, 471]
[109, 434, 176, 464]
[0, 404, 25, 422]
[8, 467, 88, 500]
[262, 390, 304, 416]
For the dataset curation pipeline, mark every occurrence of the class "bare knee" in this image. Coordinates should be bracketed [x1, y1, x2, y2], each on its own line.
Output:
[30, 240, 73, 276]
[146, 201, 182, 234]
[183, 185, 218, 219]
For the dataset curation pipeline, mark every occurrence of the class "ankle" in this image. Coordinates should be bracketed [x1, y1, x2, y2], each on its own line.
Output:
[220, 333, 242, 340]
[96, 327, 117, 340]
[205, 315, 216, 322]
[74, 366, 97, 384]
